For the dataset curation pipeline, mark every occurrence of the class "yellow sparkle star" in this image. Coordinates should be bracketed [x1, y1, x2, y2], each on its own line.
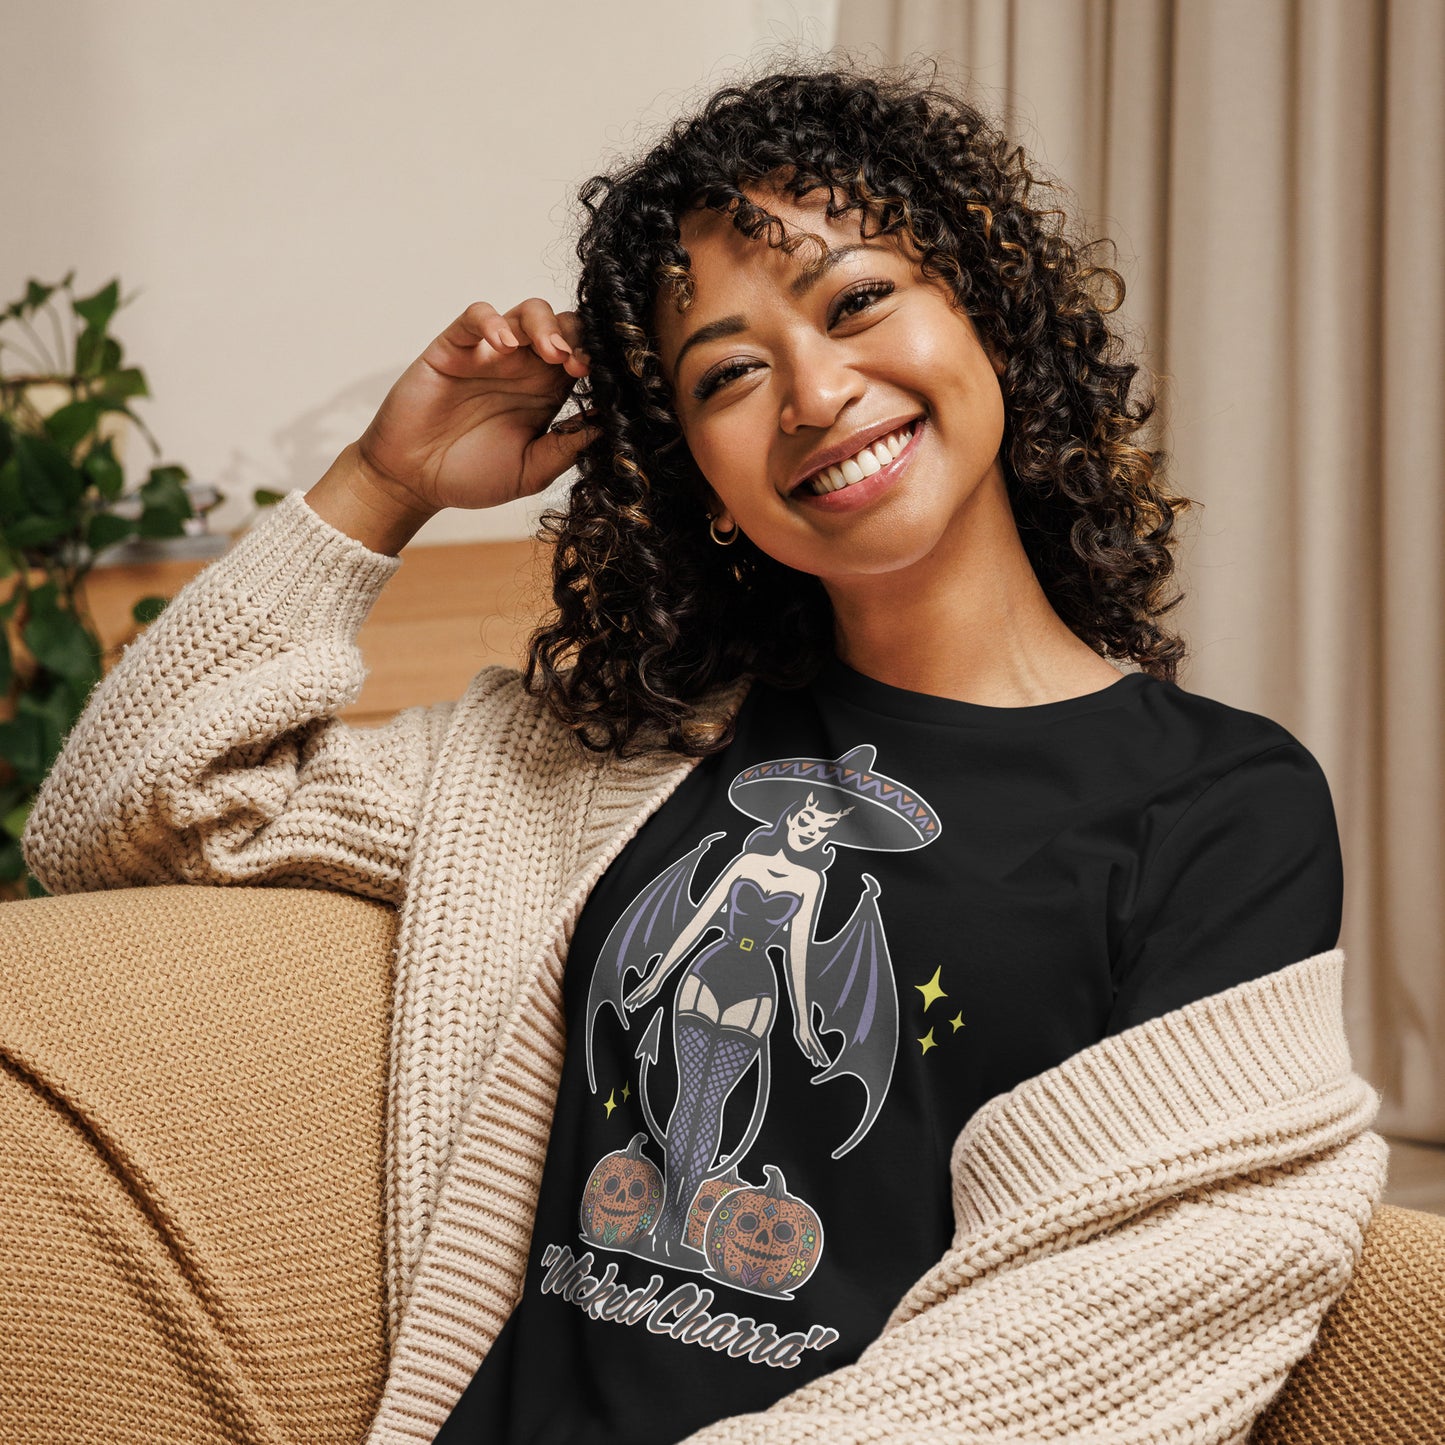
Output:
[621, 1081, 631, 1101]
[602, 1089, 618, 1119]
[949, 1012, 965, 1032]
[918, 1028, 938, 1055]
[916, 966, 948, 1011]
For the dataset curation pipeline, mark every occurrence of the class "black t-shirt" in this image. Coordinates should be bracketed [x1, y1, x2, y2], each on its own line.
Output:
[434, 658, 1343, 1445]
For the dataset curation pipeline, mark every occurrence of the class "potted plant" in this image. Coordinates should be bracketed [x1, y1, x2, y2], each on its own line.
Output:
[0, 272, 214, 899]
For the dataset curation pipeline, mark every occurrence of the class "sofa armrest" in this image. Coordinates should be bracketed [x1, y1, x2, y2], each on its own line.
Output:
[0, 884, 395, 1445]
[1251, 1202, 1445, 1443]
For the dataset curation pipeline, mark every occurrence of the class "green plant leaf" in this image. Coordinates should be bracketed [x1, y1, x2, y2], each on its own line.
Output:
[132, 594, 169, 624]
[143, 463, 190, 496]
[22, 601, 101, 682]
[13, 433, 84, 514]
[82, 437, 125, 499]
[76, 324, 105, 377]
[26, 681, 81, 729]
[98, 366, 148, 401]
[100, 336, 122, 372]
[0, 457, 21, 523]
[0, 837, 24, 884]
[254, 488, 286, 506]
[138, 464, 192, 537]
[23, 279, 56, 314]
[0, 713, 47, 784]
[5, 513, 73, 547]
[86, 510, 135, 552]
[26, 579, 57, 611]
[44, 399, 101, 452]
[2, 795, 31, 842]
[59, 671, 97, 721]
[0, 624, 9, 693]
[73, 279, 120, 331]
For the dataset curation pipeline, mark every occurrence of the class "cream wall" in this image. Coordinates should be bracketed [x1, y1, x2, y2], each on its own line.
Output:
[0, 0, 838, 544]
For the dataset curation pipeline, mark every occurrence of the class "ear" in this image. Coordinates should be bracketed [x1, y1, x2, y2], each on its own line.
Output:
[702, 480, 732, 530]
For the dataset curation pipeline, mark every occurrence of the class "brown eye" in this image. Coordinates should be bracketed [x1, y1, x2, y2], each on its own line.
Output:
[693, 358, 757, 401]
[829, 280, 894, 326]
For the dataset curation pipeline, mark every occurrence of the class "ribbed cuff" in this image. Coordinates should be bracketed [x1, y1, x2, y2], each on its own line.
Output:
[951, 947, 1368, 1232]
[213, 487, 404, 641]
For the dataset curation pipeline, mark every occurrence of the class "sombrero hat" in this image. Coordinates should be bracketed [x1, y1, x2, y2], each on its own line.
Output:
[728, 744, 941, 852]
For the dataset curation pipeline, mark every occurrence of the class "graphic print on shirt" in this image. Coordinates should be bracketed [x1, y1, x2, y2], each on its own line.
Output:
[583, 743, 942, 1300]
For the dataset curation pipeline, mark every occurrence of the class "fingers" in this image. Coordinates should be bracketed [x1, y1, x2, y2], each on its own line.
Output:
[440, 301, 518, 356]
[437, 299, 591, 378]
[505, 299, 591, 377]
[522, 418, 602, 495]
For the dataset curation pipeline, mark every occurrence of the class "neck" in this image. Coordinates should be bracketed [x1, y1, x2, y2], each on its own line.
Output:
[822, 466, 1118, 706]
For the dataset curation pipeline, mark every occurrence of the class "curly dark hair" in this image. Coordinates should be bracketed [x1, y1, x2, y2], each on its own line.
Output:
[522, 57, 1194, 759]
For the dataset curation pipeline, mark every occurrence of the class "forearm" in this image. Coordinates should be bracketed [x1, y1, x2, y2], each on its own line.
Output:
[20, 481, 441, 899]
[305, 442, 438, 557]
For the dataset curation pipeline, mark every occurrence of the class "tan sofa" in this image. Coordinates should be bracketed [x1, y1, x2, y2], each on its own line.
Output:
[1, 883, 1442, 1444]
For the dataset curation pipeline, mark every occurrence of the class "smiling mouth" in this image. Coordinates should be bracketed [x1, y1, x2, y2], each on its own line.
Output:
[791, 420, 921, 498]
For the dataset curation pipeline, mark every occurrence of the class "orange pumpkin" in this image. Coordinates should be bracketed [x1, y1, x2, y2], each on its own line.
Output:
[685, 1165, 752, 1251]
[580, 1132, 663, 1247]
[705, 1164, 824, 1294]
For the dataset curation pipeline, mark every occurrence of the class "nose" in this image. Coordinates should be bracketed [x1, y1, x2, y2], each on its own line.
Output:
[777, 334, 865, 434]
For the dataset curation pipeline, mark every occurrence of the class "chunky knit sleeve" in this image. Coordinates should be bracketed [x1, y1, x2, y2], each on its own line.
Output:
[678, 949, 1388, 1445]
[20, 488, 453, 907]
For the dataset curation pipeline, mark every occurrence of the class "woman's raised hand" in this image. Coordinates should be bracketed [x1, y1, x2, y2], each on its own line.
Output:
[353, 299, 597, 515]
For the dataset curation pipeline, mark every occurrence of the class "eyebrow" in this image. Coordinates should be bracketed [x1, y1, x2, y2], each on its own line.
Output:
[669, 242, 890, 383]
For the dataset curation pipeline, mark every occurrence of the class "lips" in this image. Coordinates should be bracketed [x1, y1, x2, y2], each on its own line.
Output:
[788, 415, 926, 513]
[786, 415, 924, 497]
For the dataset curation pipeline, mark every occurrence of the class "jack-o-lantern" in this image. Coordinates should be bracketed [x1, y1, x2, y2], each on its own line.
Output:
[685, 1165, 752, 1251]
[705, 1165, 824, 1294]
[580, 1133, 663, 1247]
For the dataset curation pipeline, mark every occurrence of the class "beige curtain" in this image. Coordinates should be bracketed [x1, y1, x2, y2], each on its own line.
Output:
[835, 0, 1445, 1140]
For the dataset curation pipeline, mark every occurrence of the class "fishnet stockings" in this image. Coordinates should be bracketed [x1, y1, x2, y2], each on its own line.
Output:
[650, 1014, 763, 1250]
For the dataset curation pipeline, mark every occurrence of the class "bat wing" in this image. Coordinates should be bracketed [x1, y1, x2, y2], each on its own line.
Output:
[584, 830, 727, 1093]
[806, 872, 898, 1158]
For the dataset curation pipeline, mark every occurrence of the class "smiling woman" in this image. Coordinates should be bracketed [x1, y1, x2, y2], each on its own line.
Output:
[14, 51, 1376, 1445]
[522, 62, 1192, 757]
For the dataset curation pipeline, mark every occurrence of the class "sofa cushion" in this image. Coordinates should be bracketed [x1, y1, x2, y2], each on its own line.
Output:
[0, 884, 395, 1445]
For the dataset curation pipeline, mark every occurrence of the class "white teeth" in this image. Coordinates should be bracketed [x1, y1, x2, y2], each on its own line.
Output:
[803, 422, 915, 495]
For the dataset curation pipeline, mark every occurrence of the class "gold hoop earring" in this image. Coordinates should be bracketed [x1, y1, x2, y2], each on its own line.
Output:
[709, 515, 739, 546]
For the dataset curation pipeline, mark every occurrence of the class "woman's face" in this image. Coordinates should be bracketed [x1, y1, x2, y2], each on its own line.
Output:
[651, 186, 1008, 582]
[784, 794, 849, 853]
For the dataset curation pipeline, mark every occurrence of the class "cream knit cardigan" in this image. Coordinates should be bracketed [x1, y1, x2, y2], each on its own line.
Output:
[23, 489, 1388, 1445]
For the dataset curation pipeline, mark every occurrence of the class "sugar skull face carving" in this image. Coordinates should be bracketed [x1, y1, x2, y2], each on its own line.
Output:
[685, 1165, 752, 1251]
[705, 1165, 823, 1294]
[580, 1133, 663, 1247]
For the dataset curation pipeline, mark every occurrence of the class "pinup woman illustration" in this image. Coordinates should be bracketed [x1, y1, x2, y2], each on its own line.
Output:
[583, 743, 942, 1277]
